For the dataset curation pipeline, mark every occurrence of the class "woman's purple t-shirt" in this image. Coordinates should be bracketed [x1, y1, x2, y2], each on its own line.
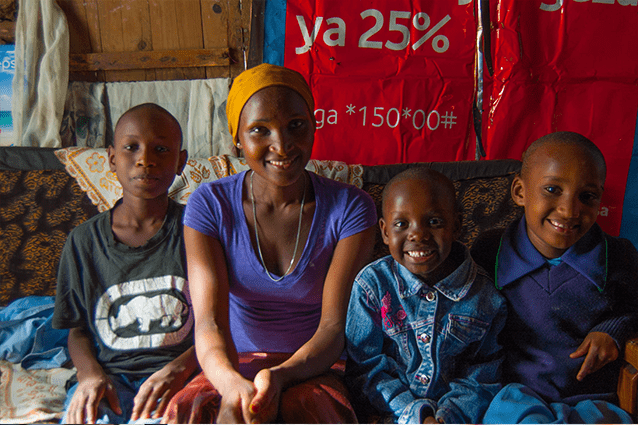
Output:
[184, 171, 377, 353]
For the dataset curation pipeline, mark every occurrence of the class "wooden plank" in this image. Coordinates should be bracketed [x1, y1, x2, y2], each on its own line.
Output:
[82, 0, 102, 53]
[175, 1, 206, 80]
[242, 0, 254, 70]
[228, 0, 251, 78]
[228, 0, 244, 77]
[247, 0, 264, 69]
[62, 0, 239, 82]
[0, 0, 15, 21]
[69, 48, 230, 72]
[118, 0, 155, 81]
[149, 0, 183, 80]
[627, 338, 638, 370]
[91, 0, 151, 81]
[242, 0, 253, 68]
[83, 0, 104, 81]
[618, 364, 638, 416]
[58, 0, 94, 81]
[96, 0, 127, 82]
[60, 0, 102, 81]
[201, 0, 230, 78]
[0, 0, 15, 43]
[58, 1, 91, 52]
[0, 21, 15, 44]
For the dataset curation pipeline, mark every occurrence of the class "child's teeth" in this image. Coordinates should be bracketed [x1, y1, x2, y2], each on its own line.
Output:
[408, 251, 431, 258]
[551, 220, 571, 229]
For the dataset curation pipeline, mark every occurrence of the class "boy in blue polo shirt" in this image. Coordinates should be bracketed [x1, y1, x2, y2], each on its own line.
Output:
[345, 168, 507, 424]
[472, 131, 638, 423]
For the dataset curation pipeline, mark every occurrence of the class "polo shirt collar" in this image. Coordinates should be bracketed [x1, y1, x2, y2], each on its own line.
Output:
[496, 216, 607, 291]
[394, 242, 476, 301]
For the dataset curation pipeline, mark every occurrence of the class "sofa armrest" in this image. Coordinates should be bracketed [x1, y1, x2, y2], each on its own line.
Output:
[618, 336, 638, 416]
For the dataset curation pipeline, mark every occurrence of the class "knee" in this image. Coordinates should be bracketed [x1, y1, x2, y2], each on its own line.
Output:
[280, 375, 357, 423]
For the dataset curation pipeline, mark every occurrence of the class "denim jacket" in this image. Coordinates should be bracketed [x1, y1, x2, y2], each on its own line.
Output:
[345, 243, 507, 424]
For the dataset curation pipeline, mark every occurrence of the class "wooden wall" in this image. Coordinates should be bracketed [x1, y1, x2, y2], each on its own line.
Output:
[59, 0, 258, 82]
[0, 1, 263, 81]
[0, 0, 15, 44]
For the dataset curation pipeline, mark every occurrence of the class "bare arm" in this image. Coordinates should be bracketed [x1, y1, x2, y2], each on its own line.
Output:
[66, 327, 121, 424]
[184, 225, 257, 422]
[276, 226, 376, 380]
[249, 226, 376, 422]
[130, 346, 199, 420]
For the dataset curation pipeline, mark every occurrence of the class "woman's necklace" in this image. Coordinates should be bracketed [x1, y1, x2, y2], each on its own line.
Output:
[250, 170, 306, 282]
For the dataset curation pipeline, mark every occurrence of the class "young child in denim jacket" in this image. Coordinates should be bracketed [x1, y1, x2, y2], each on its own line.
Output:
[473, 132, 638, 423]
[345, 167, 508, 424]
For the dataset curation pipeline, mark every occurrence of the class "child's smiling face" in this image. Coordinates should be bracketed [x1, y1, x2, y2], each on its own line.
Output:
[512, 142, 605, 259]
[380, 176, 461, 282]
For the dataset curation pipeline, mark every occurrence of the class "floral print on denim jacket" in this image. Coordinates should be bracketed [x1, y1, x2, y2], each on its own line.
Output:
[345, 242, 507, 424]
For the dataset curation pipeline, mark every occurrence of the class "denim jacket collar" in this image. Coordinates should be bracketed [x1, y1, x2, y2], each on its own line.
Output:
[393, 242, 476, 302]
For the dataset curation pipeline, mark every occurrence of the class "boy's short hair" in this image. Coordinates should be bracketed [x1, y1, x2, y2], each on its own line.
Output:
[521, 131, 607, 182]
[111, 103, 183, 147]
[382, 167, 460, 216]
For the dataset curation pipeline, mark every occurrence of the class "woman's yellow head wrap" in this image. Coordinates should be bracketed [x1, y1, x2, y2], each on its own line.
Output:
[226, 63, 315, 145]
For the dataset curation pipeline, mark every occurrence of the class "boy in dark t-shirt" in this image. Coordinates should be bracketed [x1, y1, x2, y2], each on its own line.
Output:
[53, 104, 197, 424]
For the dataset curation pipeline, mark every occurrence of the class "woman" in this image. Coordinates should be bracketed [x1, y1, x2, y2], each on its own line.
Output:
[163, 64, 377, 423]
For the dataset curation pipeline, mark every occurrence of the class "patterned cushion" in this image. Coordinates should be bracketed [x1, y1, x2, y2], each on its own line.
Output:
[54, 148, 365, 212]
[2, 147, 512, 308]
[54, 147, 220, 212]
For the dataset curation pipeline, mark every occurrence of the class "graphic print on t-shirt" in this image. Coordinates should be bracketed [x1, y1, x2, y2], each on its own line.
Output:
[94, 275, 193, 351]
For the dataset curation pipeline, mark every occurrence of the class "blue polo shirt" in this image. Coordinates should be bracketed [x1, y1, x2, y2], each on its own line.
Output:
[496, 217, 626, 404]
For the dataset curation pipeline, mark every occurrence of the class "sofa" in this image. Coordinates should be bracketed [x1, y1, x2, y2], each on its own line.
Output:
[0, 145, 636, 422]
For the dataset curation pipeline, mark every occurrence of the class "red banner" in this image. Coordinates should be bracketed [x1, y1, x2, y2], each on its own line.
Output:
[284, 1, 478, 165]
[483, 0, 638, 235]
[282, 0, 638, 235]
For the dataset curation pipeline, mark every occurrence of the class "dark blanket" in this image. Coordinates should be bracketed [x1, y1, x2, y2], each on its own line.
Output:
[0, 165, 98, 306]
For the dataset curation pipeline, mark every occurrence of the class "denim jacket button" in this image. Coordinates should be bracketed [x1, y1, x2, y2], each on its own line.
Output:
[417, 374, 431, 384]
[418, 333, 431, 343]
[425, 292, 436, 302]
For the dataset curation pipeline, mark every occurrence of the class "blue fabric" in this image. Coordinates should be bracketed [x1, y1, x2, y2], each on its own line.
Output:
[0, 296, 69, 369]
[619, 108, 638, 249]
[546, 257, 562, 267]
[264, 0, 286, 65]
[61, 374, 161, 424]
[483, 383, 633, 424]
[345, 243, 507, 424]
[497, 217, 605, 291]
